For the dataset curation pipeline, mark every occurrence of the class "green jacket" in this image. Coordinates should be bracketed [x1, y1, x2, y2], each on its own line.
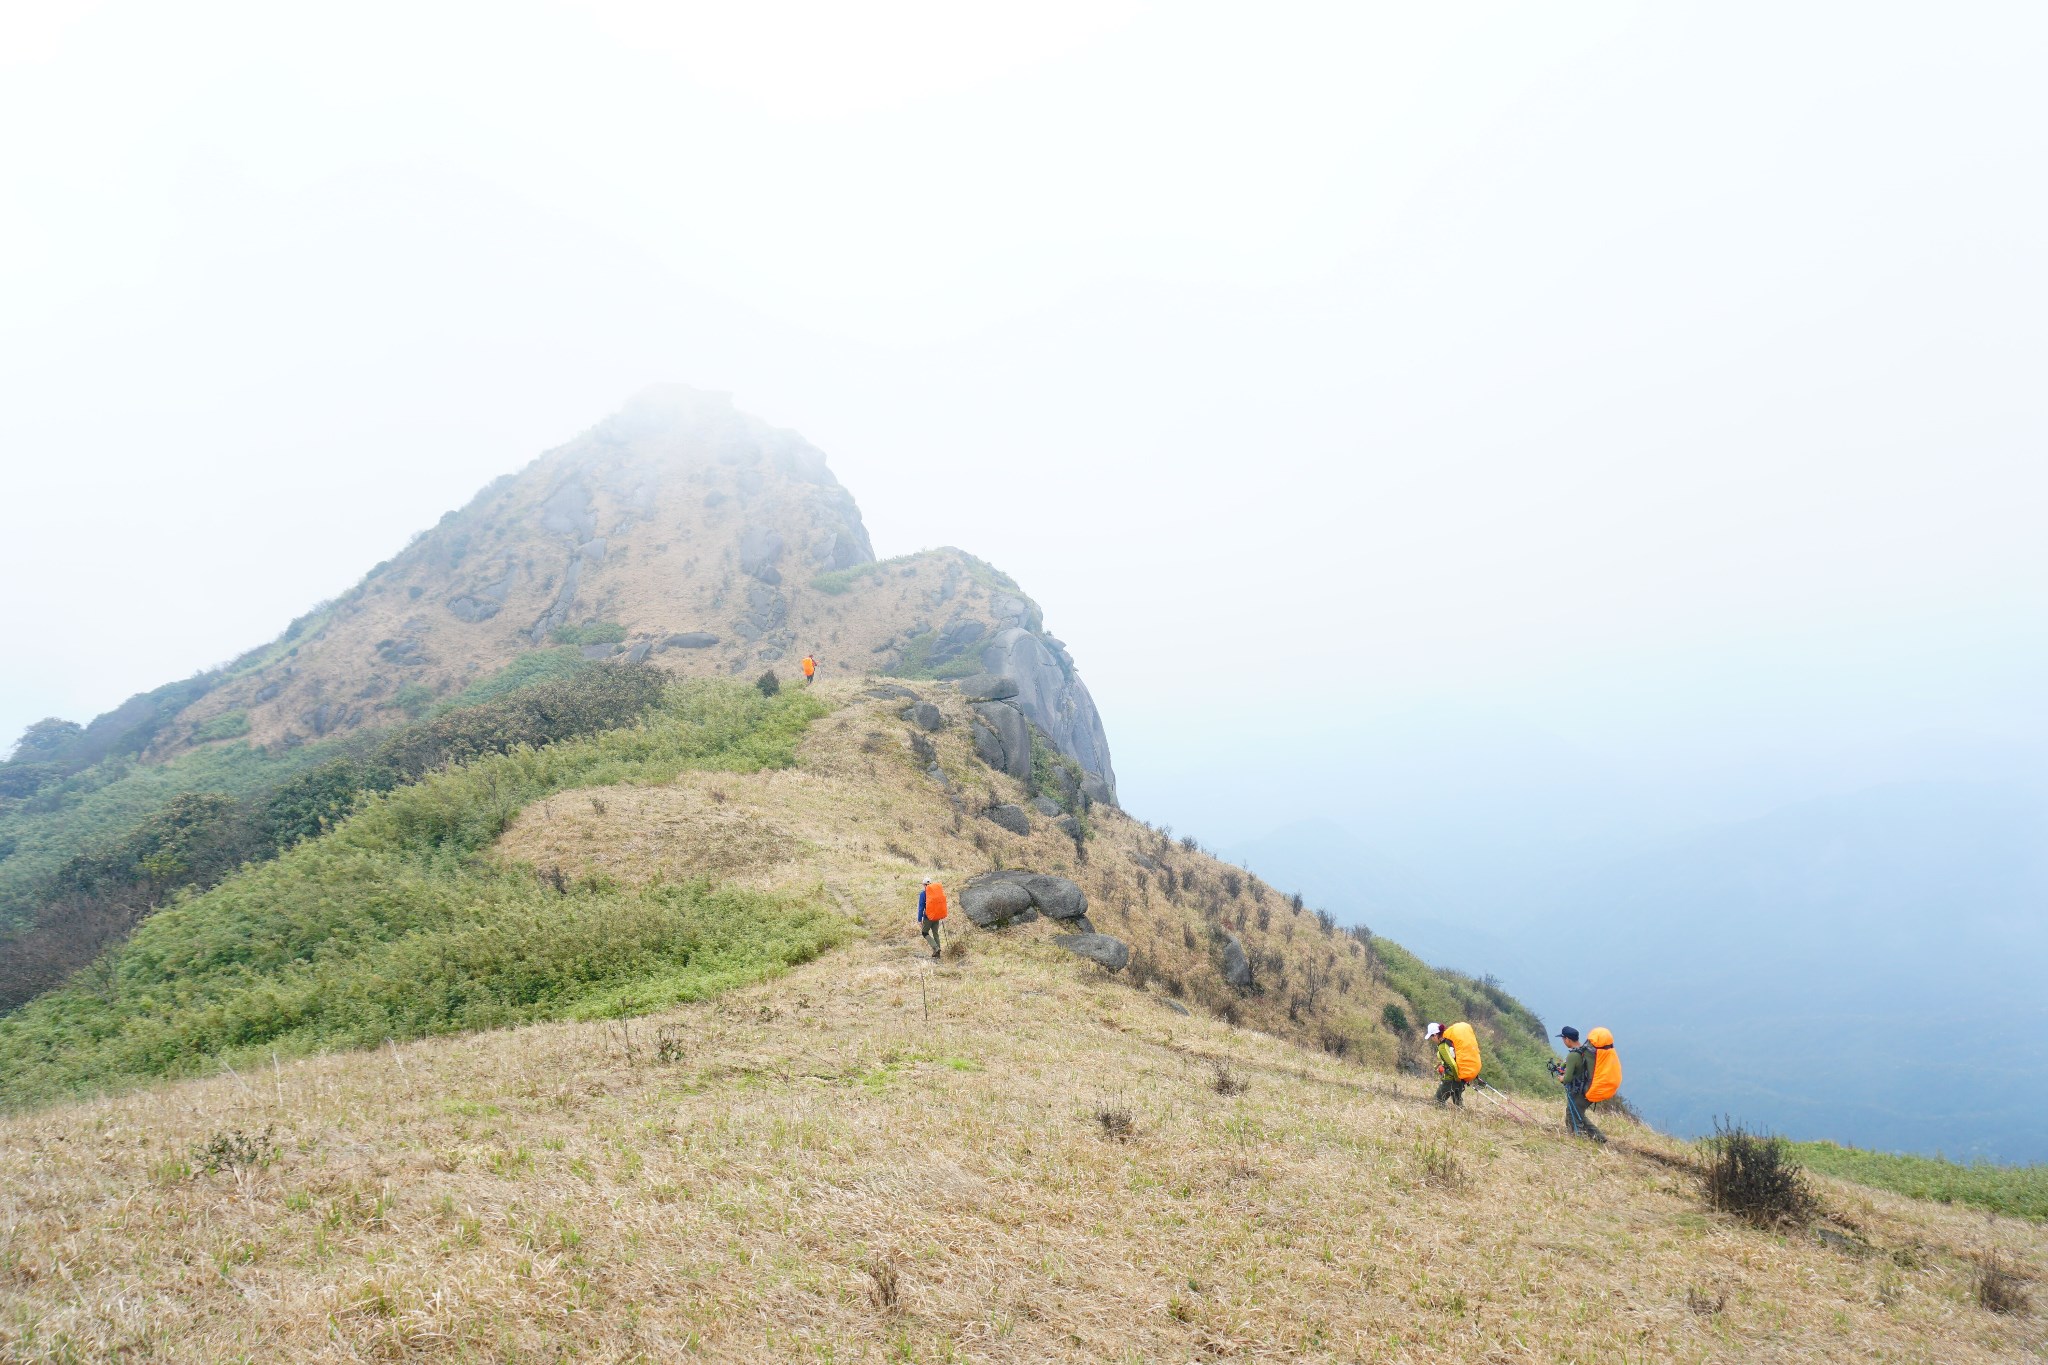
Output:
[1560, 1046, 1591, 1092]
[1436, 1040, 1458, 1077]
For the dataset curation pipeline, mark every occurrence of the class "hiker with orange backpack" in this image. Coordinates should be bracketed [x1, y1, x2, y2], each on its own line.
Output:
[800, 653, 818, 686]
[917, 878, 948, 960]
[1425, 1021, 1480, 1107]
[1553, 1026, 1611, 1144]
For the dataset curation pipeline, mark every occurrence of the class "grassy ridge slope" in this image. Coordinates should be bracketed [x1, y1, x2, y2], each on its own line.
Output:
[0, 682, 839, 1108]
[1, 935, 2040, 1362]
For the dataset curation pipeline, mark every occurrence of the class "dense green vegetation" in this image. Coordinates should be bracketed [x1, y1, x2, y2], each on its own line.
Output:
[1789, 1141, 2048, 1221]
[0, 663, 669, 1013]
[810, 553, 918, 595]
[549, 621, 627, 647]
[0, 681, 838, 1109]
[0, 741, 331, 934]
[1374, 937, 1557, 1094]
[446, 647, 594, 708]
[887, 629, 987, 681]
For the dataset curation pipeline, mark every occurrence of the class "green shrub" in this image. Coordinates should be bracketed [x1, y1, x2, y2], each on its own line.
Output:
[811, 553, 918, 595]
[0, 681, 835, 1108]
[811, 564, 880, 595]
[549, 621, 627, 647]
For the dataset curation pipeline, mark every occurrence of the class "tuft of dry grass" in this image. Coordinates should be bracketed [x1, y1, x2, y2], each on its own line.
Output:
[1210, 1059, 1250, 1096]
[864, 1250, 904, 1313]
[1094, 1104, 1137, 1143]
[1978, 1252, 2031, 1315]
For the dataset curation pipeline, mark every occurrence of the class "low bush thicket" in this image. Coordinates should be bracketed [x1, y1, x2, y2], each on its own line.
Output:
[0, 664, 669, 1011]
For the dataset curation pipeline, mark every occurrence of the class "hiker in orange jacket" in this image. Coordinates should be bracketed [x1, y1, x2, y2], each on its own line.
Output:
[800, 653, 818, 685]
[918, 878, 948, 960]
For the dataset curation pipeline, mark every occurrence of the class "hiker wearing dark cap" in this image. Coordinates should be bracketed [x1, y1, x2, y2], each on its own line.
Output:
[1554, 1027, 1606, 1143]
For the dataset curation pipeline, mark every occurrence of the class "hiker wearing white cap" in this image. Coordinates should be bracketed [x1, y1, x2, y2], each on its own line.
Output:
[1426, 1022, 1465, 1107]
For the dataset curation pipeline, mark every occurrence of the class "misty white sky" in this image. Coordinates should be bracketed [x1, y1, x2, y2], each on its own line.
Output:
[3, 1, 2044, 846]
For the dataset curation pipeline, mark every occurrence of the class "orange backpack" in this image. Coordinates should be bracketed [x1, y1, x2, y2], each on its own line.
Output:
[923, 882, 948, 922]
[1584, 1027, 1621, 1103]
[1444, 1022, 1482, 1082]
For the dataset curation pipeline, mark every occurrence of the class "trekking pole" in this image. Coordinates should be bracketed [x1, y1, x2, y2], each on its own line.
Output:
[1478, 1083, 1539, 1125]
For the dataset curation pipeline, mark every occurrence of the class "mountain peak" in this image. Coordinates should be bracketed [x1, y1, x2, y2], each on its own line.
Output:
[119, 391, 1112, 797]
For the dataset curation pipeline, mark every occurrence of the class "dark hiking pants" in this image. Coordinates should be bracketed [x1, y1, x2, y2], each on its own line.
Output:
[920, 919, 942, 957]
[1435, 1077, 1466, 1107]
[1565, 1087, 1605, 1141]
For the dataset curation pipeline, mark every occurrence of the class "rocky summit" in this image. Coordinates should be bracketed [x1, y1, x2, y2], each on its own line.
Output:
[160, 385, 1117, 801]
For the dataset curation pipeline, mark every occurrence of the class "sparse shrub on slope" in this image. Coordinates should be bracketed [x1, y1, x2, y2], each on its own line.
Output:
[1701, 1120, 1818, 1229]
[0, 681, 837, 1109]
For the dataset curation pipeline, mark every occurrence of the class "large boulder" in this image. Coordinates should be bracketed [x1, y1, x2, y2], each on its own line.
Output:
[665, 632, 720, 649]
[1054, 933, 1130, 972]
[970, 720, 1006, 770]
[1016, 873, 1088, 922]
[902, 701, 943, 732]
[1221, 934, 1254, 991]
[960, 875, 1037, 927]
[959, 869, 1090, 928]
[970, 700, 1035, 782]
[982, 804, 1032, 836]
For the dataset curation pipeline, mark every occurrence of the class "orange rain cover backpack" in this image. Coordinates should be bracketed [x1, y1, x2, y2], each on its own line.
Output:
[1444, 1022, 1482, 1082]
[1584, 1027, 1621, 1103]
[923, 882, 948, 922]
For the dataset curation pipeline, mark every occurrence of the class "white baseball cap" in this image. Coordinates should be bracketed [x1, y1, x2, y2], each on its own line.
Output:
[1424, 1022, 1444, 1039]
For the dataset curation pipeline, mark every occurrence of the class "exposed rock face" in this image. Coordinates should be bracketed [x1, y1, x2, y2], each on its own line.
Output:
[980, 628, 1117, 802]
[739, 526, 785, 583]
[902, 702, 942, 732]
[1055, 933, 1130, 971]
[664, 632, 719, 649]
[971, 701, 1035, 783]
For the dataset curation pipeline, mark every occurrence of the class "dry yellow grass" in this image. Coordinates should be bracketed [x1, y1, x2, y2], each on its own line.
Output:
[3, 934, 2042, 1361]
[501, 681, 1415, 1069]
[8, 685, 2042, 1361]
